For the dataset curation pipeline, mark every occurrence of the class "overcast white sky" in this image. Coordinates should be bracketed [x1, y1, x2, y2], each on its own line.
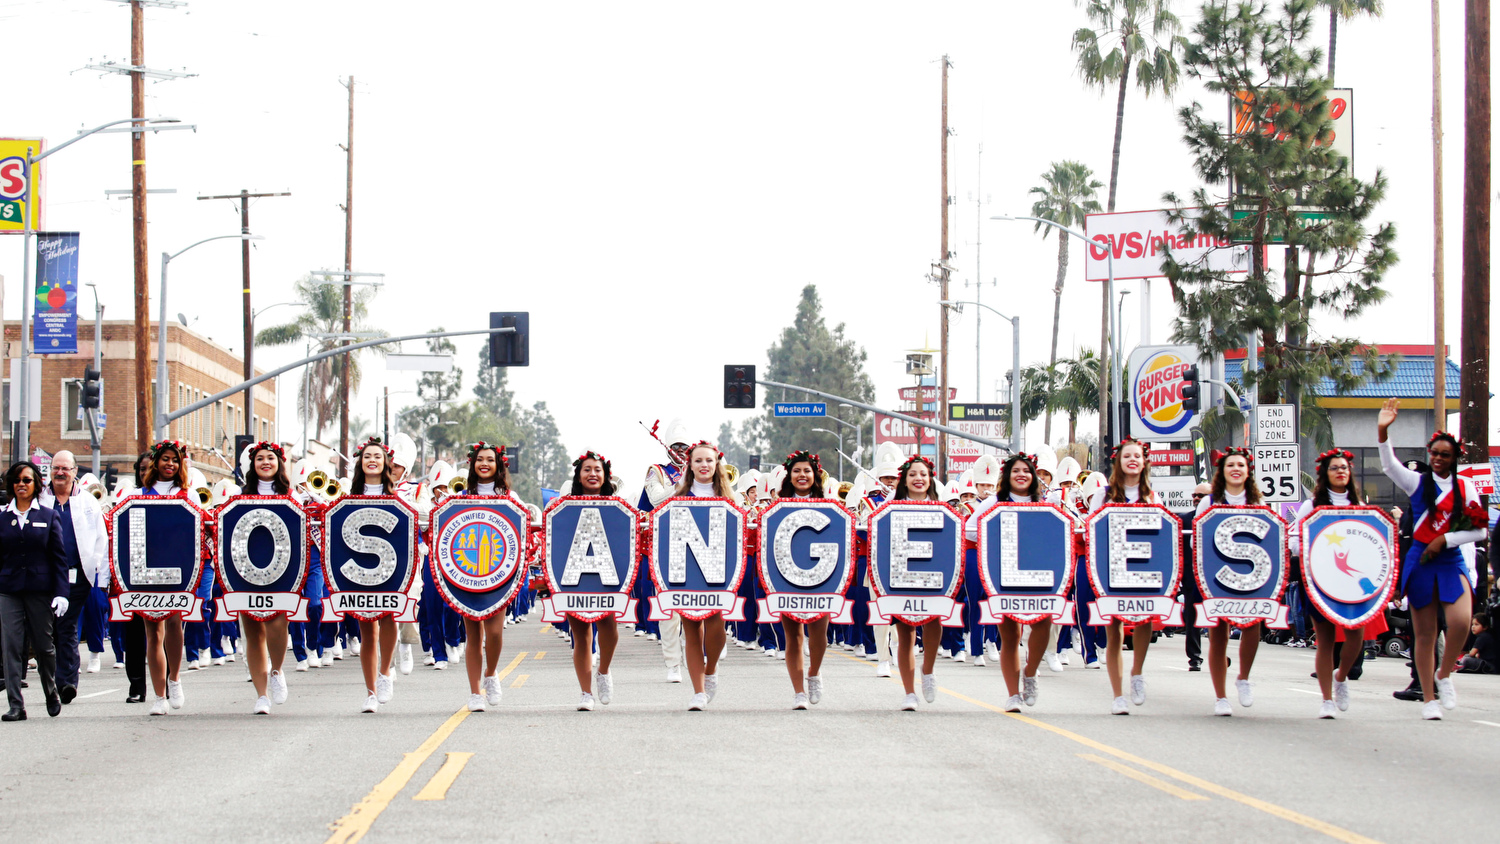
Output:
[3, 1, 1495, 491]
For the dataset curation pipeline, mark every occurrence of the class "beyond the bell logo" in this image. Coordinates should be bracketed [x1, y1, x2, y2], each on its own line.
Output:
[1132, 351, 1193, 436]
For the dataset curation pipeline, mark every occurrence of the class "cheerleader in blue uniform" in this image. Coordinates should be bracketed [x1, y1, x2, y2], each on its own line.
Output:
[665, 442, 740, 711]
[888, 454, 945, 711]
[237, 442, 302, 715]
[1376, 399, 1486, 720]
[349, 438, 402, 714]
[136, 440, 191, 716]
[563, 450, 622, 711]
[1194, 447, 1266, 717]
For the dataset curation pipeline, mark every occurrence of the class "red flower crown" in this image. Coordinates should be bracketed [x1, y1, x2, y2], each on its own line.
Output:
[356, 435, 394, 458]
[149, 439, 187, 460]
[898, 454, 934, 474]
[1316, 448, 1354, 467]
[249, 441, 285, 461]
[1006, 452, 1038, 467]
[685, 440, 724, 460]
[1428, 430, 1464, 457]
[1211, 446, 1254, 468]
[468, 441, 508, 467]
[783, 449, 822, 476]
[572, 449, 611, 476]
[1110, 437, 1152, 460]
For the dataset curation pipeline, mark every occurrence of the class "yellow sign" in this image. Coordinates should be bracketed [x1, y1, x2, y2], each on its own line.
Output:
[0, 137, 44, 233]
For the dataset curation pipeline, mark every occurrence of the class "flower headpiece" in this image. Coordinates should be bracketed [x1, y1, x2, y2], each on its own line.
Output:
[1428, 430, 1464, 457]
[1005, 452, 1038, 468]
[897, 454, 934, 475]
[572, 449, 611, 476]
[1316, 448, 1354, 467]
[468, 441, 508, 467]
[1110, 437, 1152, 460]
[149, 439, 187, 460]
[249, 440, 285, 461]
[1211, 446, 1254, 468]
[356, 435, 394, 458]
[685, 440, 724, 460]
[783, 449, 822, 475]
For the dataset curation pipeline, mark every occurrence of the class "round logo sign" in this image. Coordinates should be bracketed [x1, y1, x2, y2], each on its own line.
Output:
[436, 507, 521, 592]
[1132, 350, 1193, 436]
[1307, 518, 1391, 603]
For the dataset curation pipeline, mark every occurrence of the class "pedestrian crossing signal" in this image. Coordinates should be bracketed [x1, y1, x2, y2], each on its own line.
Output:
[1180, 365, 1201, 414]
[724, 365, 756, 409]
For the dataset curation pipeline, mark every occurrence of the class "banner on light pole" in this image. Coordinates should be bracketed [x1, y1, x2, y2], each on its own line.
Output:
[33, 231, 79, 354]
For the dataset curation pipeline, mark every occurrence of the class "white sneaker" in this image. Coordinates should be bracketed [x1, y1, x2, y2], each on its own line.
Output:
[1129, 675, 1146, 706]
[269, 670, 289, 705]
[876, 661, 892, 678]
[149, 696, 169, 716]
[973, 655, 987, 668]
[253, 695, 272, 715]
[596, 673, 613, 706]
[688, 693, 708, 711]
[852, 645, 865, 658]
[646, 633, 658, 641]
[186, 660, 200, 671]
[1022, 675, 1039, 707]
[321, 652, 334, 668]
[349, 640, 361, 656]
[87, 654, 101, 673]
[1318, 699, 1338, 719]
[921, 673, 937, 704]
[901, 693, 919, 711]
[1059, 653, 1072, 666]
[483, 675, 503, 706]
[864, 650, 879, 662]
[1435, 674, 1457, 710]
[633, 629, 646, 638]
[399, 644, 414, 675]
[985, 642, 1000, 662]
[577, 693, 594, 711]
[1421, 699, 1444, 720]
[167, 680, 184, 709]
[704, 674, 719, 703]
[295, 659, 309, 672]
[362, 694, 378, 714]
[666, 667, 682, 684]
[1235, 678, 1254, 708]
[1085, 659, 1102, 670]
[1003, 694, 1022, 712]
[1214, 698, 1233, 717]
[792, 692, 809, 710]
[1044, 652, 1064, 673]
[333, 642, 345, 660]
[375, 673, 394, 704]
[954, 651, 967, 664]
[1333, 679, 1350, 712]
[468, 694, 486, 712]
[113, 661, 124, 669]
[807, 675, 822, 705]
[212, 657, 225, 666]
[777, 650, 787, 661]
[1111, 696, 1130, 715]
[447, 644, 462, 664]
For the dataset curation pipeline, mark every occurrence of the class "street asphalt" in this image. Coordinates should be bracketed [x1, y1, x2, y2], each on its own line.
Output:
[2, 620, 1495, 844]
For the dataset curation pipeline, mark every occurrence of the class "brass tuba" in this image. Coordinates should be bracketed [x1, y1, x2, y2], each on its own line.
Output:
[195, 486, 213, 506]
[325, 477, 344, 499]
[308, 469, 330, 494]
[724, 463, 739, 485]
[449, 476, 467, 493]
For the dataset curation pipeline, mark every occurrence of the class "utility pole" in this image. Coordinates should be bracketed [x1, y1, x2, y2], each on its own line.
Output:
[197, 189, 290, 439]
[937, 54, 952, 483]
[131, 0, 149, 454]
[1433, 0, 1447, 426]
[1461, 0, 1490, 463]
[340, 76, 355, 476]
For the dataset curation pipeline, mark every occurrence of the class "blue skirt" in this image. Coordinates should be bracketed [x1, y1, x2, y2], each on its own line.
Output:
[1400, 542, 1471, 610]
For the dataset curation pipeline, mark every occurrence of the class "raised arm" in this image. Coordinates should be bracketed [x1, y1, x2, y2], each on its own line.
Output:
[1376, 398, 1422, 497]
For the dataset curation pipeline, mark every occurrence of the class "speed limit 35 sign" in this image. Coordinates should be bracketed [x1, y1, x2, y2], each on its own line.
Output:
[1253, 443, 1301, 502]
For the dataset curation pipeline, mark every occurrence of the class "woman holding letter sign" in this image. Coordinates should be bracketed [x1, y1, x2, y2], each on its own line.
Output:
[350, 438, 403, 714]
[890, 454, 945, 712]
[1376, 400, 1485, 721]
[775, 450, 830, 710]
[138, 440, 193, 716]
[1193, 448, 1266, 717]
[1086, 439, 1160, 716]
[565, 450, 620, 711]
[453, 442, 518, 713]
[238, 442, 302, 715]
[671, 442, 740, 712]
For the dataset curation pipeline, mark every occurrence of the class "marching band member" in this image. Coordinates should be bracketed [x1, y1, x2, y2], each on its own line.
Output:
[732, 470, 764, 651]
[1028, 449, 1066, 673]
[0, 460, 70, 721]
[638, 419, 691, 681]
[392, 434, 438, 675]
[1290, 448, 1373, 719]
[774, 450, 832, 709]
[137, 440, 193, 716]
[668, 441, 741, 711]
[959, 456, 1001, 669]
[757, 466, 788, 659]
[1072, 471, 1108, 670]
[564, 450, 620, 711]
[1376, 399, 1485, 720]
[860, 444, 905, 677]
[349, 438, 403, 714]
[1194, 447, 1266, 717]
[889, 454, 945, 711]
[239, 442, 300, 715]
[451, 442, 513, 713]
[1086, 439, 1160, 716]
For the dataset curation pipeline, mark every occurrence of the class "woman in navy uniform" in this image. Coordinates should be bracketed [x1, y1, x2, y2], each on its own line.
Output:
[237, 442, 303, 715]
[562, 450, 622, 711]
[452, 442, 516, 713]
[0, 461, 70, 721]
[1193, 447, 1267, 717]
[136, 440, 194, 716]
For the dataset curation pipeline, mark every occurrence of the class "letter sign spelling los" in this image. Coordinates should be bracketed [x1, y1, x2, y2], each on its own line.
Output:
[322, 497, 419, 621]
[1085, 503, 1183, 624]
[976, 502, 1077, 624]
[649, 497, 749, 621]
[109, 496, 207, 621]
[541, 497, 639, 623]
[215, 497, 310, 621]
[1192, 505, 1289, 628]
[429, 496, 530, 620]
[757, 499, 855, 622]
[867, 500, 965, 627]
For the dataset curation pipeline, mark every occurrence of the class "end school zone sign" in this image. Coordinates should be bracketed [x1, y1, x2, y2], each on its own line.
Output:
[1084, 209, 1253, 281]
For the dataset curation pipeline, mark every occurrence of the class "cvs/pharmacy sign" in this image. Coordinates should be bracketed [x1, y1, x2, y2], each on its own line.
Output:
[1084, 208, 1251, 282]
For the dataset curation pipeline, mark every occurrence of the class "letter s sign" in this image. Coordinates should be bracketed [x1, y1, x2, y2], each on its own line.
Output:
[0, 157, 27, 200]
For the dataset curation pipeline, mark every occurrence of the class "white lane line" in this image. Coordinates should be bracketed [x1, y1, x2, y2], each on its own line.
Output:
[1165, 666, 1190, 671]
[77, 688, 121, 699]
[1474, 720, 1500, 728]
[1287, 688, 1319, 695]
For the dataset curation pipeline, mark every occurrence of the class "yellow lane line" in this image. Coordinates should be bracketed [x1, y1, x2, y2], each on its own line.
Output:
[323, 651, 529, 844]
[533, 651, 546, 659]
[510, 674, 529, 688]
[1077, 753, 1208, 801]
[412, 752, 475, 801]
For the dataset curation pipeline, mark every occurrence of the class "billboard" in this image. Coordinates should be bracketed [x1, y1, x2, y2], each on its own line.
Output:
[0, 138, 44, 232]
[1126, 344, 1206, 442]
[1084, 208, 1252, 282]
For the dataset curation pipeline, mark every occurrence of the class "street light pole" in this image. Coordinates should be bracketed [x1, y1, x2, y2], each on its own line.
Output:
[940, 299, 1021, 452]
[836, 403, 864, 467]
[811, 427, 846, 481]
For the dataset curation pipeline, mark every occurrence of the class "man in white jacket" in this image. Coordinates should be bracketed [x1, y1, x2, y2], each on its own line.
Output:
[39, 451, 109, 703]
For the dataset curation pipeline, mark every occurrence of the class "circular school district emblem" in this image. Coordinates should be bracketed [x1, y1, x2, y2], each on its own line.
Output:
[1306, 518, 1392, 604]
[436, 507, 521, 592]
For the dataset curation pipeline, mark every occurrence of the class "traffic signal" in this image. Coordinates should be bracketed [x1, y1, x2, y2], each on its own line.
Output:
[488, 312, 530, 367]
[724, 365, 756, 409]
[1180, 364, 1201, 413]
[748, 454, 761, 471]
[103, 467, 119, 492]
[81, 367, 102, 409]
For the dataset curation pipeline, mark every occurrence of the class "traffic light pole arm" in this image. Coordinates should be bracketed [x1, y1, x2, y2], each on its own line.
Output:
[756, 378, 1012, 453]
[155, 327, 516, 432]
[1197, 377, 1242, 413]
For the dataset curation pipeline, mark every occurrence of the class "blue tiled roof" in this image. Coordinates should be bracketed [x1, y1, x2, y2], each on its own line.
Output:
[1224, 355, 1460, 399]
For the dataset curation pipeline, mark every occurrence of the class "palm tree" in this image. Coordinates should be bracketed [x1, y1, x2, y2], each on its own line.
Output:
[254, 274, 385, 441]
[1319, 0, 1383, 84]
[999, 364, 1056, 440]
[1029, 161, 1103, 446]
[1052, 350, 1102, 448]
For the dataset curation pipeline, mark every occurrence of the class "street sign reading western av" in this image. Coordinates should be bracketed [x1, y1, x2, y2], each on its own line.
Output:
[773, 402, 826, 418]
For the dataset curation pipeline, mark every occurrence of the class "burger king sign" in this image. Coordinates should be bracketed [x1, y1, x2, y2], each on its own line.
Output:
[1128, 345, 1204, 441]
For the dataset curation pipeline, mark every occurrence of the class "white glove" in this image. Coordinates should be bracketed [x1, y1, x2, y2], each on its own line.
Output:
[51, 596, 69, 617]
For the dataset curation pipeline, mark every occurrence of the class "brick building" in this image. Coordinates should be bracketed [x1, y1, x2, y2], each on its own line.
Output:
[3, 321, 277, 482]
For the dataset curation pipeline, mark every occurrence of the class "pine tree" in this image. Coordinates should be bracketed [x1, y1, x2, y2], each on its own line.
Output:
[760, 286, 875, 465]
